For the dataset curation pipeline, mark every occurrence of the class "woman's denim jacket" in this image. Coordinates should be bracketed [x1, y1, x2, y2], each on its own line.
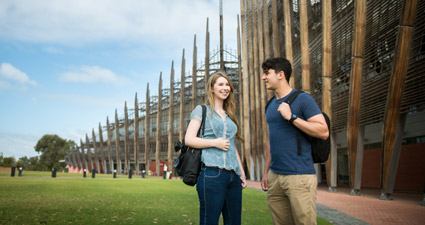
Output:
[190, 105, 241, 175]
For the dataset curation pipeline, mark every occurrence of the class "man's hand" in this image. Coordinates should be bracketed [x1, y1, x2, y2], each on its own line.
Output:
[261, 175, 268, 191]
[277, 102, 292, 121]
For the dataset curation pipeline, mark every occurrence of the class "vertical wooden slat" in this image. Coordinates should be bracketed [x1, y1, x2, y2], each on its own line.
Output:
[240, 0, 252, 178]
[283, 0, 294, 88]
[80, 139, 87, 171]
[347, 0, 367, 191]
[86, 134, 93, 172]
[271, 0, 280, 57]
[106, 117, 114, 173]
[168, 62, 175, 168]
[256, 0, 265, 178]
[179, 49, 185, 141]
[92, 128, 100, 173]
[205, 18, 210, 100]
[299, 0, 310, 94]
[134, 94, 139, 175]
[251, 0, 260, 180]
[98, 123, 106, 174]
[144, 84, 150, 174]
[220, 0, 224, 71]
[321, 0, 335, 189]
[192, 35, 197, 109]
[124, 102, 129, 173]
[156, 73, 163, 175]
[381, 0, 418, 198]
[237, 15, 245, 162]
[114, 109, 121, 174]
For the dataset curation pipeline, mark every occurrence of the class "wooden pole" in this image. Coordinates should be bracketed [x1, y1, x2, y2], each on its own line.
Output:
[283, 0, 294, 88]
[205, 18, 210, 101]
[144, 84, 150, 174]
[168, 61, 175, 168]
[114, 109, 121, 174]
[156, 73, 163, 175]
[106, 117, 114, 173]
[263, 0, 274, 100]
[237, 15, 245, 163]
[124, 101, 129, 173]
[251, 0, 260, 180]
[86, 134, 93, 172]
[240, 0, 251, 178]
[92, 128, 100, 173]
[80, 139, 87, 171]
[98, 123, 106, 174]
[321, 0, 335, 189]
[347, 0, 367, 192]
[219, 0, 224, 71]
[192, 35, 197, 109]
[381, 0, 418, 198]
[134, 93, 140, 175]
[257, 0, 266, 177]
[179, 49, 186, 141]
[299, 0, 310, 94]
[271, 0, 280, 57]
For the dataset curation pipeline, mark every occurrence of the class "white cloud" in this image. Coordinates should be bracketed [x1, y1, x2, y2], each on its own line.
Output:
[59, 65, 129, 85]
[0, 62, 37, 85]
[0, 130, 40, 158]
[0, 0, 239, 47]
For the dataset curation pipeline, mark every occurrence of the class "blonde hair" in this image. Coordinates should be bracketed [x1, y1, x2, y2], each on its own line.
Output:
[205, 71, 243, 142]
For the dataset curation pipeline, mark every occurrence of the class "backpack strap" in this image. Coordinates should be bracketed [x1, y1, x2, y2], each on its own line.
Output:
[284, 90, 304, 156]
[199, 105, 206, 137]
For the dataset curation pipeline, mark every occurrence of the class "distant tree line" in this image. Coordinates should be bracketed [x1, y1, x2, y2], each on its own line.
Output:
[0, 134, 75, 171]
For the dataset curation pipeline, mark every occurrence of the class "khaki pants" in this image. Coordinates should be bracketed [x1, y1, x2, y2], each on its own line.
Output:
[267, 170, 317, 225]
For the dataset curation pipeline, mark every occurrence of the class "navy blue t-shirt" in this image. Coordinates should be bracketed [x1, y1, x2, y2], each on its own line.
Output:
[266, 89, 321, 175]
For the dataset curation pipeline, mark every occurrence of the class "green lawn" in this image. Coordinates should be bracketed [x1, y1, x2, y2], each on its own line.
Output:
[0, 171, 332, 224]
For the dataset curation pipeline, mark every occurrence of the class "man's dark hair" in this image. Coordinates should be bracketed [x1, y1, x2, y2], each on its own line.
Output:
[262, 57, 292, 82]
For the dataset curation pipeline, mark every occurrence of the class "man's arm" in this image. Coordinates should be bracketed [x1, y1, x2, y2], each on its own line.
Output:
[261, 129, 271, 191]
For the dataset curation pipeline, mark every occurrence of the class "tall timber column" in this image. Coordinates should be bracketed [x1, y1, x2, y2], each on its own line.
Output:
[144, 84, 150, 174]
[192, 35, 197, 109]
[299, 0, 311, 94]
[80, 139, 88, 171]
[240, 0, 251, 178]
[124, 102, 130, 173]
[179, 49, 186, 141]
[98, 123, 107, 174]
[86, 134, 93, 172]
[114, 109, 122, 174]
[263, 0, 274, 100]
[92, 129, 100, 173]
[134, 93, 140, 175]
[271, 0, 280, 57]
[257, 0, 266, 177]
[347, 0, 367, 195]
[205, 18, 210, 98]
[156, 73, 163, 175]
[283, 0, 295, 88]
[168, 62, 175, 166]
[106, 117, 114, 173]
[77, 146, 83, 170]
[250, 0, 260, 180]
[237, 15, 245, 161]
[322, 0, 336, 191]
[219, 0, 224, 71]
[381, 0, 417, 200]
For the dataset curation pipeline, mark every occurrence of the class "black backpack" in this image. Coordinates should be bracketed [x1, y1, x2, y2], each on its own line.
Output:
[265, 90, 331, 163]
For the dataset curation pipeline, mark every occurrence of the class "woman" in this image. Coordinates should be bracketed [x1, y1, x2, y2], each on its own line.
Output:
[185, 71, 247, 225]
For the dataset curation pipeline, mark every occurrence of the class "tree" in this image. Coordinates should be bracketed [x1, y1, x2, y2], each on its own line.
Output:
[34, 134, 76, 171]
[0, 156, 16, 167]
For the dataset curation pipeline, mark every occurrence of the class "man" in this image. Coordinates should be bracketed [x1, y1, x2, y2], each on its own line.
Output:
[261, 57, 328, 225]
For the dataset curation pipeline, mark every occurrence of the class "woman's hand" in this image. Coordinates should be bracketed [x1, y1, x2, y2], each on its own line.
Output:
[240, 175, 247, 189]
[214, 138, 230, 151]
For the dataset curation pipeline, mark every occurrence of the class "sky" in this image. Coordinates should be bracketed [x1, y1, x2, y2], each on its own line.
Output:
[0, 0, 241, 159]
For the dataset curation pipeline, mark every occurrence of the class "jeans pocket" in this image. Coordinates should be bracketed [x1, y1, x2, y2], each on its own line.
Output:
[204, 168, 221, 178]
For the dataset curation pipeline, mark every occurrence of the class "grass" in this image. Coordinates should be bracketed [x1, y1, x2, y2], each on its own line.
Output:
[0, 171, 332, 225]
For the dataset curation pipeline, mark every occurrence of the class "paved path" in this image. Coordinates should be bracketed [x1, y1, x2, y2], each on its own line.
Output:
[246, 180, 425, 225]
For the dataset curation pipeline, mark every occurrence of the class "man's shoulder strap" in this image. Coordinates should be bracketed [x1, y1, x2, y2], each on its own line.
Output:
[284, 90, 304, 105]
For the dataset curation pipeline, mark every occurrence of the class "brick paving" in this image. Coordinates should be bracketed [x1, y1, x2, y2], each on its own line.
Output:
[246, 180, 425, 225]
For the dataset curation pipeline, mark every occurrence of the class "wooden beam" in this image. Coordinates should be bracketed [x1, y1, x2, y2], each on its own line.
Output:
[144, 84, 150, 174]
[106, 117, 114, 173]
[257, 0, 266, 178]
[192, 35, 197, 109]
[321, 0, 335, 189]
[381, 0, 418, 197]
[240, 0, 251, 178]
[347, 0, 367, 191]
[134, 93, 140, 175]
[168, 62, 175, 168]
[219, 0, 224, 71]
[271, 0, 280, 57]
[179, 49, 185, 141]
[92, 128, 100, 173]
[86, 134, 93, 172]
[114, 109, 121, 174]
[251, 0, 260, 180]
[98, 123, 106, 174]
[124, 101, 129, 173]
[299, 0, 310, 94]
[205, 18, 210, 101]
[237, 15, 245, 163]
[156, 73, 163, 175]
[80, 139, 87, 171]
[283, 0, 294, 88]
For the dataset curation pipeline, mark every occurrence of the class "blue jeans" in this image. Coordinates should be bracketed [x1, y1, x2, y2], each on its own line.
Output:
[197, 167, 242, 225]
